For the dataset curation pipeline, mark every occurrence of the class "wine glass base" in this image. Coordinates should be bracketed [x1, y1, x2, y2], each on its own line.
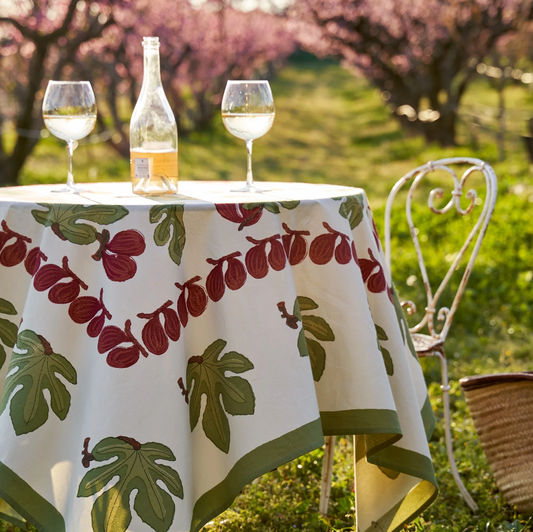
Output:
[52, 184, 88, 194]
[231, 184, 270, 193]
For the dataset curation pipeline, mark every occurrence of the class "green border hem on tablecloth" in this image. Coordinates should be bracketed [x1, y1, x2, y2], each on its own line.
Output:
[320, 408, 402, 437]
[321, 408, 404, 459]
[367, 445, 437, 486]
[0, 509, 27, 530]
[0, 462, 65, 532]
[189, 418, 325, 532]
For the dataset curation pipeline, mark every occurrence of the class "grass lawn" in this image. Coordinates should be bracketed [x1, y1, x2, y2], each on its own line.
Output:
[4, 55, 533, 532]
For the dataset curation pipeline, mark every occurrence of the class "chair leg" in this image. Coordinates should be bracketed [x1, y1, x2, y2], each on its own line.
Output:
[435, 351, 478, 512]
[319, 435, 336, 514]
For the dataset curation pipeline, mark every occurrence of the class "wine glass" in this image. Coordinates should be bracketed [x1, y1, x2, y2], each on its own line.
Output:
[221, 80, 275, 193]
[42, 81, 97, 193]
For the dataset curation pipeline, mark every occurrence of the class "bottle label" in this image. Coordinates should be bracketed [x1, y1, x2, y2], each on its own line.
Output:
[130, 150, 178, 180]
[130, 150, 179, 195]
[134, 158, 151, 179]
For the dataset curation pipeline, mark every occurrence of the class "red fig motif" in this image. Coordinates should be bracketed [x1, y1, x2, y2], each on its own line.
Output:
[0, 239, 27, 267]
[107, 346, 140, 368]
[87, 313, 106, 338]
[101, 253, 137, 282]
[245, 243, 269, 279]
[309, 233, 337, 265]
[225, 258, 247, 290]
[367, 266, 386, 293]
[360, 249, 387, 294]
[360, 255, 377, 283]
[69, 296, 101, 324]
[34, 264, 69, 291]
[268, 239, 286, 271]
[69, 290, 110, 337]
[215, 204, 242, 223]
[206, 262, 225, 302]
[215, 203, 263, 229]
[106, 229, 146, 256]
[187, 284, 208, 318]
[162, 307, 181, 342]
[48, 279, 81, 304]
[142, 316, 169, 355]
[335, 238, 352, 265]
[99, 320, 147, 368]
[24, 247, 47, 276]
[177, 291, 188, 328]
[289, 234, 308, 265]
[98, 326, 129, 354]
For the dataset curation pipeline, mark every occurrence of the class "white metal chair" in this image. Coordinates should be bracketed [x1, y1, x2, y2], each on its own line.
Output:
[319, 157, 498, 514]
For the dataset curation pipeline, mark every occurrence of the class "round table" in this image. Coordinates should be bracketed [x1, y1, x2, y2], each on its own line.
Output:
[0, 182, 437, 532]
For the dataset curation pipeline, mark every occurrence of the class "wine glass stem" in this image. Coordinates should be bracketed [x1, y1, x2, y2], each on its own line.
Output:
[66, 140, 76, 189]
[246, 140, 254, 188]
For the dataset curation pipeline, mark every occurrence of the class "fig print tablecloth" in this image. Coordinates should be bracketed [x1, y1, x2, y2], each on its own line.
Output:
[0, 181, 437, 532]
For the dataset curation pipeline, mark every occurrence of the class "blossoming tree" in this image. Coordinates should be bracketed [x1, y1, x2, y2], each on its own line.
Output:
[0, 0, 295, 184]
[0, 0, 118, 186]
[291, 0, 533, 145]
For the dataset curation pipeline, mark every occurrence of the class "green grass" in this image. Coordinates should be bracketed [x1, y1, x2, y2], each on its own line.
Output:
[5, 56, 533, 532]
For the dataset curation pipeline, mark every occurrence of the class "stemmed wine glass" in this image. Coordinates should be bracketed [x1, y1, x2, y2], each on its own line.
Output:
[221, 80, 275, 193]
[42, 81, 97, 193]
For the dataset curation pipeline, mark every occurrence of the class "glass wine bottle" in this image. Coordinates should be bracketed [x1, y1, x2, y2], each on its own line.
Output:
[130, 36, 178, 195]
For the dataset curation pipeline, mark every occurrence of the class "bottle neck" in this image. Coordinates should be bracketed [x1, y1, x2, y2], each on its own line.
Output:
[141, 45, 162, 90]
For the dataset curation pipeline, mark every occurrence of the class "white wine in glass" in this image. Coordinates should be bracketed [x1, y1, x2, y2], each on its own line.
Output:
[42, 81, 97, 193]
[221, 80, 275, 193]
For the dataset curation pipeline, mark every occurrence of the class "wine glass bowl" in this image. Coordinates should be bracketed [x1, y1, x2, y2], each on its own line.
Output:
[42, 81, 97, 193]
[221, 80, 275, 192]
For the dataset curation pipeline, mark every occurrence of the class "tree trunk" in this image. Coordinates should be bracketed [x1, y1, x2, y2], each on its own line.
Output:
[0, 135, 42, 187]
[418, 110, 457, 146]
[0, 43, 48, 187]
[0, 158, 22, 187]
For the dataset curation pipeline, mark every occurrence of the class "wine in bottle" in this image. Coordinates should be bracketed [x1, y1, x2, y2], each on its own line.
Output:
[130, 36, 178, 195]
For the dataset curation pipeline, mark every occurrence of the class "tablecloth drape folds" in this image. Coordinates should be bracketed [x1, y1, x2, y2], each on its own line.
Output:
[0, 182, 437, 532]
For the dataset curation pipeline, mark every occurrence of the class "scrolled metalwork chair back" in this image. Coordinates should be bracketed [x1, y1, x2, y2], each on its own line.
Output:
[384, 157, 497, 350]
[319, 157, 497, 515]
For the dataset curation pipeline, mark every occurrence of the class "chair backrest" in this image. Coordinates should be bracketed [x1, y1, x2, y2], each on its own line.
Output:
[384, 157, 497, 343]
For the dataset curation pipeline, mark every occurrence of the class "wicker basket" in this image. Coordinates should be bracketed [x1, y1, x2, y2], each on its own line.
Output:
[459, 372, 533, 512]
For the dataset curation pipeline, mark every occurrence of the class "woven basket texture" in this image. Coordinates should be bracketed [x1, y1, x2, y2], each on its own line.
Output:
[464, 380, 533, 512]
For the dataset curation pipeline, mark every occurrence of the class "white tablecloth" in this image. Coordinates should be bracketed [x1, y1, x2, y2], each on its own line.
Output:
[0, 182, 437, 532]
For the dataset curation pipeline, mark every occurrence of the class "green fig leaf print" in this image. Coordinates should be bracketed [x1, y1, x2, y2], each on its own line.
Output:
[0, 298, 17, 316]
[0, 330, 77, 435]
[278, 200, 300, 210]
[296, 296, 318, 312]
[335, 195, 364, 229]
[375, 325, 394, 376]
[293, 296, 335, 382]
[186, 339, 255, 453]
[262, 202, 281, 215]
[31, 204, 129, 245]
[0, 298, 18, 371]
[243, 200, 300, 215]
[306, 338, 326, 382]
[77, 436, 183, 532]
[302, 315, 335, 342]
[150, 205, 186, 266]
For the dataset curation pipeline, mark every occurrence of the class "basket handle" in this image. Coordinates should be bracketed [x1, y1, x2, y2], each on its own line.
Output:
[459, 372, 533, 391]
